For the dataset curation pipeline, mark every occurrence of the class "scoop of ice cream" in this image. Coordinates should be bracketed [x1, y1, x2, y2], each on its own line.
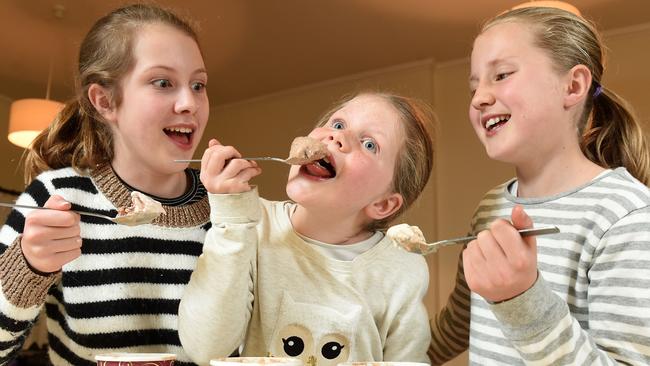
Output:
[115, 191, 166, 226]
[285, 136, 328, 165]
[386, 223, 428, 254]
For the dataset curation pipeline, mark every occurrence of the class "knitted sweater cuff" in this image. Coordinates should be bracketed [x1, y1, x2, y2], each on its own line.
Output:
[0, 238, 60, 308]
[208, 187, 261, 224]
[490, 275, 566, 341]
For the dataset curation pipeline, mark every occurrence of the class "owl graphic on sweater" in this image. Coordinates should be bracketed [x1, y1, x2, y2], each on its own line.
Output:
[269, 293, 361, 366]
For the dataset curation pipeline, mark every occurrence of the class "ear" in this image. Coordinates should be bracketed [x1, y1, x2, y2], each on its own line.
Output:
[563, 64, 592, 109]
[364, 192, 404, 221]
[87, 83, 117, 122]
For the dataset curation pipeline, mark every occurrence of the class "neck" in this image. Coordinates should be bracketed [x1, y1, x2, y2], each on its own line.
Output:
[290, 205, 374, 245]
[111, 159, 188, 199]
[515, 147, 605, 197]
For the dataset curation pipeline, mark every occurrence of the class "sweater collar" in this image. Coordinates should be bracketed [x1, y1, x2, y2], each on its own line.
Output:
[90, 164, 210, 228]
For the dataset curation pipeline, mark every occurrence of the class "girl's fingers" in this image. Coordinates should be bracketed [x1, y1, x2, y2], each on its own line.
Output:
[221, 158, 257, 178]
[510, 205, 536, 248]
[238, 165, 262, 183]
[26, 195, 80, 228]
[476, 229, 507, 260]
[490, 218, 530, 258]
[463, 243, 485, 290]
[25, 209, 80, 229]
[23, 234, 80, 256]
[200, 142, 221, 179]
[511, 205, 532, 229]
[489, 217, 537, 270]
[50, 224, 81, 240]
[51, 236, 83, 254]
[475, 231, 511, 285]
[203, 145, 241, 176]
[199, 143, 259, 194]
[51, 248, 83, 268]
[44, 195, 71, 210]
[200, 144, 225, 186]
[23, 217, 81, 243]
[462, 250, 475, 285]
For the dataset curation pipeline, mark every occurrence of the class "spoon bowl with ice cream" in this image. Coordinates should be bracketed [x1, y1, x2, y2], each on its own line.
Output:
[0, 191, 165, 227]
[387, 224, 560, 255]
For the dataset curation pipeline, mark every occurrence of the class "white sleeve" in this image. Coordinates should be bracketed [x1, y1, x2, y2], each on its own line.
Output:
[179, 188, 261, 365]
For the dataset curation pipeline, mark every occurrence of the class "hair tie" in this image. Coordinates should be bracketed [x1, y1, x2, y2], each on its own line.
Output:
[593, 82, 603, 98]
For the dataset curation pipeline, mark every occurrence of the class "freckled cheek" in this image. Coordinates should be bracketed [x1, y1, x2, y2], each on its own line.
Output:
[351, 168, 389, 189]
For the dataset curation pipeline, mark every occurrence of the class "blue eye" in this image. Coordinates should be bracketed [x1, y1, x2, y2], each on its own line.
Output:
[331, 120, 345, 129]
[191, 82, 206, 92]
[362, 139, 377, 153]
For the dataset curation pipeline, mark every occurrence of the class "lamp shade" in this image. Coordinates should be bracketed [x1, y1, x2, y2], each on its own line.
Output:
[512, 1, 581, 16]
[8, 98, 64, 148]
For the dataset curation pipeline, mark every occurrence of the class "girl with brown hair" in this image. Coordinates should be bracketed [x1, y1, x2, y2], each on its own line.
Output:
[0, 4, 210, 365]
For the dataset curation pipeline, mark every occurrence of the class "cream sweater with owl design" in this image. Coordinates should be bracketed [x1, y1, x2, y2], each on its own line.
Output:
[179, 188, 431, 366]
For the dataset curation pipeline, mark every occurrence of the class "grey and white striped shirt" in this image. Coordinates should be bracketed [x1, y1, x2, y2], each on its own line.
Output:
[429, 167, 650, 365]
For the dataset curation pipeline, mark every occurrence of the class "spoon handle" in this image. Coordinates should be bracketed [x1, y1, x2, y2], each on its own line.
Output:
[174, 157, 287, 163]
[0, 202, 114, 220]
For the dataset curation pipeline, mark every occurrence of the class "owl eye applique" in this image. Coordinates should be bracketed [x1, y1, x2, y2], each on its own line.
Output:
[321, 341, 344, 359]
[270, 294, 359, 366]
[282, 336, 305, 357]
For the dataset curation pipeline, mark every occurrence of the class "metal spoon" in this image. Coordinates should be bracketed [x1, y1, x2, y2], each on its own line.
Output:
[388, 225, 560, 256]
[174, 156, 318, 165]
[0, 202, 160, 226]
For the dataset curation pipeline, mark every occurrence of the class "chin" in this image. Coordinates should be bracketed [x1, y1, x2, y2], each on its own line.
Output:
[285, 181, 301, 202]
[285, 178, 318, 205]
[485, 148, 520, 165]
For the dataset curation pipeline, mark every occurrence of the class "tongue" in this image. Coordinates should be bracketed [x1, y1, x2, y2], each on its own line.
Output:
[166, 131, 190, 145]
[304, 163, 331, 178]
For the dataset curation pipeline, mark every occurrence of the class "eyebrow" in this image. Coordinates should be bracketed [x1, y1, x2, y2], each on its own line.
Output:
[144, 65, 207, 75]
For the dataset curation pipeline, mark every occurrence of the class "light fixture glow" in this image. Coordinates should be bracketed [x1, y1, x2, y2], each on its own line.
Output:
[7, 4, 66, 149]
[512, 1, 581, 16]
[8, 99, 63, 148]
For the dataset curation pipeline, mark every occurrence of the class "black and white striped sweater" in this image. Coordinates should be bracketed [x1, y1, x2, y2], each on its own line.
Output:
[0, 165, 210, 366]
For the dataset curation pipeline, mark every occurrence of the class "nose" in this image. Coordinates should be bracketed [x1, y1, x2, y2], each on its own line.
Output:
[470, 82, 495, 111]
[325, 129, 352, 152]
[174, 87, 199, 115]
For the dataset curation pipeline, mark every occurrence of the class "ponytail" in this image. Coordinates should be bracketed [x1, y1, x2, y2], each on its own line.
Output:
[23, 98, 113, 183]
[581, 87, 650, 186]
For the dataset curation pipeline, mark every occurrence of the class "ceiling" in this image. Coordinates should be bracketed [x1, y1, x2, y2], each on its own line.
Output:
[1, 0, 649, 105]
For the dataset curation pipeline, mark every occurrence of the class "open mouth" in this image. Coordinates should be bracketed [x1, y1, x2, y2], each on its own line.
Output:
[163, 126, 194, 145]
[301, 156, 336, 179]
[484, 115, 510, 132]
